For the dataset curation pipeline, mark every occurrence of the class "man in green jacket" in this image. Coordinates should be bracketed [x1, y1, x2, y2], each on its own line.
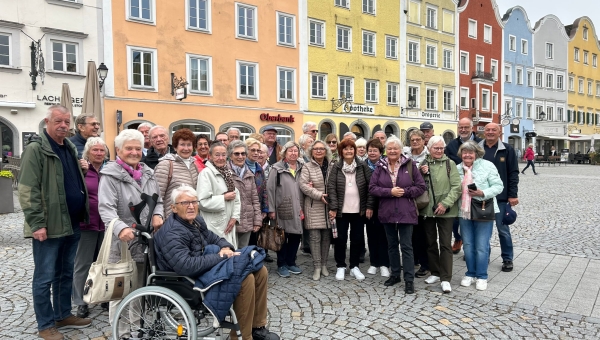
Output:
[18, 105, 91, 340]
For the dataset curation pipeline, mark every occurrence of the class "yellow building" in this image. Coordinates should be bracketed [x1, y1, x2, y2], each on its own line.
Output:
[566, 16, 600, 151]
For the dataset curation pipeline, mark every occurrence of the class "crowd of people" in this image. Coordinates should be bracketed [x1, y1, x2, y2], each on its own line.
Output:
[19, 105, 521, 340]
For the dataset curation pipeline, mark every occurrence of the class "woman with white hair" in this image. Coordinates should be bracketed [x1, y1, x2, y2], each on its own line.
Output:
[98, 129, 164, 335]
[355, 137, 367, 161]
[298, 134, 315, 163]
[418, 136, 462, 293]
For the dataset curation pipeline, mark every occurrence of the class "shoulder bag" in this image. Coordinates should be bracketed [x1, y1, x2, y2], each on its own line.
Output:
[408, 159, 430, 210]
[257, 172, 285, 251]
[83, 218, 138, 304]
[471, 198, 495, 221]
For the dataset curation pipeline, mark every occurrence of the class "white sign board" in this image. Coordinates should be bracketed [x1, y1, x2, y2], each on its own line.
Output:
[344, 103, 375, 115]
[175, 88, 187, 101]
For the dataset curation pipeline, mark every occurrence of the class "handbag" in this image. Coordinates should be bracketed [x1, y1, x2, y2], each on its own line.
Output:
[470, 198, 495, 221]
[257, 218, 285, 252]
[407, 159, 430, 210]
[83, 218, 138, 304]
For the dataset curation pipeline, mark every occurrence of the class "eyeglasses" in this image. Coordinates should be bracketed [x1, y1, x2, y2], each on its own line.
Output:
[233, 152, 247, 157]
[328, 141, 338, 144]
[313, 147, 326, 151]
[174, 200, 199, 207]
[151, 134, 167, 140]
[249, 148, 260, 153]
[431, 147, 445, 151]
[229, 135, 240, 140]
[311, 130, 319, 133]
[410, 139, 422, 143]
[86, 122, 101, 127]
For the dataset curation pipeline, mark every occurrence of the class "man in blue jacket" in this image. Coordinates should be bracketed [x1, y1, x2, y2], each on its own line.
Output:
[479, 123, 520, 273]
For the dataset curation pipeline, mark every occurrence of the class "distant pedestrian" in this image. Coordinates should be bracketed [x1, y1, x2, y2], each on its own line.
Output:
[521, 144, 538, 175]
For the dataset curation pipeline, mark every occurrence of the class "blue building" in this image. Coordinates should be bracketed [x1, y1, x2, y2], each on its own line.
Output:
[502, 6, 535, 157]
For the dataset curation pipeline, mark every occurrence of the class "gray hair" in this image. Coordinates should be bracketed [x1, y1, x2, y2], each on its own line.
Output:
[457, 140, 484, 159]
[137, 122, 153, 130]
[260, 143, 268, 152]
[298, 134, 314, 147]
[149, 125, 167, 138]
[280, 141, 300, 158]
[75, 113, 96, 130]
[82, 137, 109, 160]
[408, 129, 425, 141]
[458, 117, 474, 128]
[373, 130, 386, 139]
[45, 105, 70, 120]
[227, 127, 241, 136]
[427, 136, 446, 149]
[302, 121, 317, 133]
[385, 136, 403, 150]
[355, 137, 367, 147]
[343, 132, 357, 140]
[227, 140, 247, 157]
[171, 184, 198, 206]
[307, 140, 332, 161]
[114, 129, 144, 150]
[209, 141, 227, 155]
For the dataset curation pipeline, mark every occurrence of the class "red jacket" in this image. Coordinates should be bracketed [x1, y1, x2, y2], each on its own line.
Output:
[524, 148, 535, 161]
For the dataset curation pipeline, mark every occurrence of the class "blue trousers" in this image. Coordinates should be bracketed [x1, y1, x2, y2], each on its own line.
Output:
[494, 202, 514, 261]
[459, 218, 493, 279]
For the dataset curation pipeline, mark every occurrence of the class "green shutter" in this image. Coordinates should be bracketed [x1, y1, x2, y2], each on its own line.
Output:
[567, 110, 571, 123]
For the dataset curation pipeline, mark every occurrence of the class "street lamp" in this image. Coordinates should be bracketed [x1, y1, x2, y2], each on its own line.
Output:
[538, 111, 546, 121]
[97, 63, 109, 89]
[407, 95, 416, 108]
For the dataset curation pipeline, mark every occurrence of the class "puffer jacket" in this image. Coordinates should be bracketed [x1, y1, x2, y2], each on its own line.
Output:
[267, 160, 304, 234]
[418, 154, 462, 218]
[80, 162, 105, 231]
[228, 163, 262, 233]
[299, 157, 332, 230]
[327, 157, 374, 217]
[457, 158, 504, 214]
[154, 153, 199, 218]
[98, 161, 164, 263]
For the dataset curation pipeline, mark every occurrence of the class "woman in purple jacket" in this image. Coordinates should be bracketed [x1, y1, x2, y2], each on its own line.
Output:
[369, 137, 427, 294]
[72, 137, 108, 318]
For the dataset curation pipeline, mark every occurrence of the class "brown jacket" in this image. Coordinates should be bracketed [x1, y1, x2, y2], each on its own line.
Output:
[229, 164, 262, 233]
[299, 158, 332, 230]
[155, 154, 199, 218]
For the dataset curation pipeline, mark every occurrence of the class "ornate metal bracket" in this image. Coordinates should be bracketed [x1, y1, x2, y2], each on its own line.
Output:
[27, 39, 45, 90]
[331, 95, 353, 112]
[171, 73, 188, 95]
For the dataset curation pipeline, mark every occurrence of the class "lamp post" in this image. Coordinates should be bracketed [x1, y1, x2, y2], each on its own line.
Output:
[97, 63, 109, 89]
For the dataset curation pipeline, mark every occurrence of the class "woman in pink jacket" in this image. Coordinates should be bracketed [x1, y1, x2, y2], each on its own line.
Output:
[521, 144, 538, 175]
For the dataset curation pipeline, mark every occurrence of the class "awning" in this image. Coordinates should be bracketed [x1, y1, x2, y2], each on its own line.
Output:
[0, 100, 36, 108]
[537, 135, 572, 140]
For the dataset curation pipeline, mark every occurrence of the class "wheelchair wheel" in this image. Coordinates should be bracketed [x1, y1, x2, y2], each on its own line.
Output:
[112, 286, 198, 340]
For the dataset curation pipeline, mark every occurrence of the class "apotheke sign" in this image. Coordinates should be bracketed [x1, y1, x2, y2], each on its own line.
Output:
[37, 95, 84, 107]
[344, 103, 375, 115]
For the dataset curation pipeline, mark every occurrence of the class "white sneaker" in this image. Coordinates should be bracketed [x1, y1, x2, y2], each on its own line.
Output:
[380, 266, 390, 277]
[367, 266, 378, 275]
[335, 268, 346, 281]
[350, 267, 365, 281]
[424, 275, 440, 284]
[461, 276, 475, 287]
[441, 281, 452, 293]
[475, 279, 488, 291]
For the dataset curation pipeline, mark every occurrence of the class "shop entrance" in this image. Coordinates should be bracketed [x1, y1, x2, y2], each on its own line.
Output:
[1, 120, 15, 162]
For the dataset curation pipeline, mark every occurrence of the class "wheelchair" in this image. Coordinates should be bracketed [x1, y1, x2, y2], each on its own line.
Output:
[111, 193, 242, 340]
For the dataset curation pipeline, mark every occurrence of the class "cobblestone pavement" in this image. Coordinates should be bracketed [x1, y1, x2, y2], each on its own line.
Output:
[2, 164, 600, 339]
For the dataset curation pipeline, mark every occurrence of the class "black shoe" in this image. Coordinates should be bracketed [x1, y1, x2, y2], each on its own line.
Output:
[384, 276, 401, 286]
[415, 268, 430, 278]
[76, 305, 89, 318]
[264, 254, 274, 263]
[404, 281, 415, 294]
[301, 248, 311, 255]
[502, 260, 514, 272]
[252, 326, 280, 340]
[100, 302, 109, 311]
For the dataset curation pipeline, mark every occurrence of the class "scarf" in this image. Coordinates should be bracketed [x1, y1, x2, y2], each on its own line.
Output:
[460, 165, 473, 220]
[366, 158, 378, 171]
[245, 159, 257, 174]
[211, 160, 235, 193]
[229, 160, 247, 178]
[116, 156, 143, 186]
[341, 159, 357, 174]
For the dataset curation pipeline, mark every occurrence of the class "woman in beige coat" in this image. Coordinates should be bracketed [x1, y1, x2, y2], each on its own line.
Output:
[299, 140, 333, 280]
[154, 128, 199, 218]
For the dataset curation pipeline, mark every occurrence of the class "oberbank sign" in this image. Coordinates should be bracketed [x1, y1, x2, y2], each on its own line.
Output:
[343, 103, 375, 115]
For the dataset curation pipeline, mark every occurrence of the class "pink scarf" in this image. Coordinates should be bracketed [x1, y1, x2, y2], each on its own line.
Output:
[116, 157, 143, 186]
[460, 165, 473, 220]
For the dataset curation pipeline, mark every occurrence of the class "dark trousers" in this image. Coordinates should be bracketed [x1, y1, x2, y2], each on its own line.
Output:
[522, 160, 536, 174]
[276, 233, 301, 268]
[383, 223, 414, 282]
[365, 216, 389, 268]
[72, 230, 104, 306]
[302, 226, 311, 251]
[423, 217, 453, 281]
[412, 216, 429, 270]
[452, 217, 461, 242]
[334, 213, 364, 269]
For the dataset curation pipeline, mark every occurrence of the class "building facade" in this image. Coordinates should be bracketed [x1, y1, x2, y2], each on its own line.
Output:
[457, 0, 504, 135]
[501, 6, 534, 155]
[0, 0, 103, 155]
[102, 0, 302, 150]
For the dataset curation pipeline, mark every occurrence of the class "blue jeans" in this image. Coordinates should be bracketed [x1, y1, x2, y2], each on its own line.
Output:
[494, 202, 514, 261]
[32, 226, 81, 331]
[459, 218, 493, 279]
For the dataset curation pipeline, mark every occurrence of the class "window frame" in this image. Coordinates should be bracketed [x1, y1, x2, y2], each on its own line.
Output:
[579, 78, 584, 94]
[481, 89, 490, 111]
[594, 54, 598, 68]
[526, 70, 533, 87]
[426, 87, 437, 110]
[362, 0, 376, 15]
[235, 2, 258, 41]
[475, 55, 484, 73]
[583, 50, 589, 65]
[335, 0, 350, 9]
[385, 35, 398, 60]
[483, 24, 492, 43]
[535, 71, 543, 87]
[387, 82, 398, 105]
[521, 39, 528, 55]
[276, 12, 296, 47]
[492, 92, 498, 113]
[308, 19, 326, 47]
[443, 48, 452, 70]
[127, 45, 158, 91]
[336, 25, 352, 52]
[459, 51, 469, 74]
[0, 33, 11, 67]
[426, 6, 437, 29]
[426, 44, 437, 67]
[491, 59, 498, 79]
[508, 35, 516, 52]
[408, 85, 420, 108]
[277, 66, 296, 103]
[546, 42, 553, 59]
[362, 30, 376, 56]
[310, 72, 327, 100]
[515, 101, 523, 118]
[460, 87, 469, 109]
[186, 53, 213, 96]
[504, 65, 512, 83]
[364, 79, 379, 103]
[338, 76, 354, 100]
[408, 40, 420, 63]
[546, 72, 553, 89]
[236, 60, 260, 100]
[50, 40, 79, 74]
[569, 76, 574, 91]
[574, 47, 580, 62]
[468, 19, 477, 39]
[186, 0, 211, 33]
[516, 67, 523, 85]
[557, 74, 564, 90]
[443, 89, 453, 111]
[127, 0, 155, 24]
[408, 0, 420, 24]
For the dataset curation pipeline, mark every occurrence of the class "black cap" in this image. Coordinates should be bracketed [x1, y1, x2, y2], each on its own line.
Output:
[420, 122, 434, 130]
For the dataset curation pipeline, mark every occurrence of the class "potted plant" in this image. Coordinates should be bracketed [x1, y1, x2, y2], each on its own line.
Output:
[0, 170, 14, 213]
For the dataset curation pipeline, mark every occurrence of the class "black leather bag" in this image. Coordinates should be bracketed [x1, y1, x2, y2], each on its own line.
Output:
[470, 198, 495, 221]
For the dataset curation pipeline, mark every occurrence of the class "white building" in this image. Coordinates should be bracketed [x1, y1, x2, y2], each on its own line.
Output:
[0, 0, 103, 156]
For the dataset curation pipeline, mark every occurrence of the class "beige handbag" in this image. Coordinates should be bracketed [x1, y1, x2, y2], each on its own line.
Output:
[83, 218, 138, 304]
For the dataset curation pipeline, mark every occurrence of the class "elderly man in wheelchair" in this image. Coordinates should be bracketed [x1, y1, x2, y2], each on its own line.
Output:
[149, 185, 279, 340]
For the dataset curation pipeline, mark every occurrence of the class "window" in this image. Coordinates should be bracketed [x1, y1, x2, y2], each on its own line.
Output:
[236, 3, 257, 40]
[536, 72, 543, 87]
[491, 59, 498, 79]
[588, 80, 593, 95]
[521, 39, 528, 54]
[515, 102, 522, 117]
[475, 55, 483, 72]
[387, 82, 398, 105]
[546, 106, 553, 121]
[277, 13, 295, 46]
[442, 10, 454, 33]
[0, 34, 8, 66]
[516, 68, 523, 85]
[129, 0, 153, 22]
[468, 20, 477, 38]
[408, 86, 419, 108]
[460, 52, 468, 74]
[584, 50, 589, 64]
[335, 0, 349, 8]
[579, 79, 584, 93]
[574, 48, 580, 62]
[546, 73, 553, 89]
[460, 87, 469, 108]
[362, 0, 375, 14]
[443, 49, 452, 69]
[484, 25, 492, 43]
[365, 80, 378, 103]
[278, 67, 295, 102]
[408, 41, 419, 63]
[188, 0, 210, 31]
[557, 75, 563, 90]
[594, 54, 598, 67]
[492, 93, 498, 112]
[506, 101, 512, 116]
[426, 7, 437, 29]
[188, 55, 211, 94]
[385, 36, 398, 59]
[546, 43, 553, 59]
[426, 88, 436, 110]
[509, 35, 516, 51]
[443, 90, 452, 111]
[557, 107, 564, 121]
[583, 27, 589, 40]
[481, 89, 489, 111]
[597, 83, 600, 96]
[527, 71, 532, 86]
[569, 76, 574, 91]
[337, 26, 351, 51]
[309, 20, 325, 46]
[362, 30, 375, 55]
[52, 41, 78, 73]
[339, 76, 353, 99]
[129, 47, 156, 89]
[408, 0, 420, 24]
[505, 65, 511, 82]
[525, 104, 532, 118]
[310, 73, 326, 99]
[237, 61, 258, 99]
[426, 45, 436, 66]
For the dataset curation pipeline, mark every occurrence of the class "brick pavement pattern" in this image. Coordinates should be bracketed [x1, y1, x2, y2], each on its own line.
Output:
[2, 165, 600, 339]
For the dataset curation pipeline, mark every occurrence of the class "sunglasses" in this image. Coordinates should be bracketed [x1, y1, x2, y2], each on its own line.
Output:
[233, 152, 247, 157]
[328, 141, 338, 144]
[311, 130, 318, 133]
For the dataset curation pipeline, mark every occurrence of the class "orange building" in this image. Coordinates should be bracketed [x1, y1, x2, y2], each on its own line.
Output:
[101, 0, 302, 149]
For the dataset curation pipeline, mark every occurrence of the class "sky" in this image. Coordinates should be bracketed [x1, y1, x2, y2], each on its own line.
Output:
[496, 0, 600, 31]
